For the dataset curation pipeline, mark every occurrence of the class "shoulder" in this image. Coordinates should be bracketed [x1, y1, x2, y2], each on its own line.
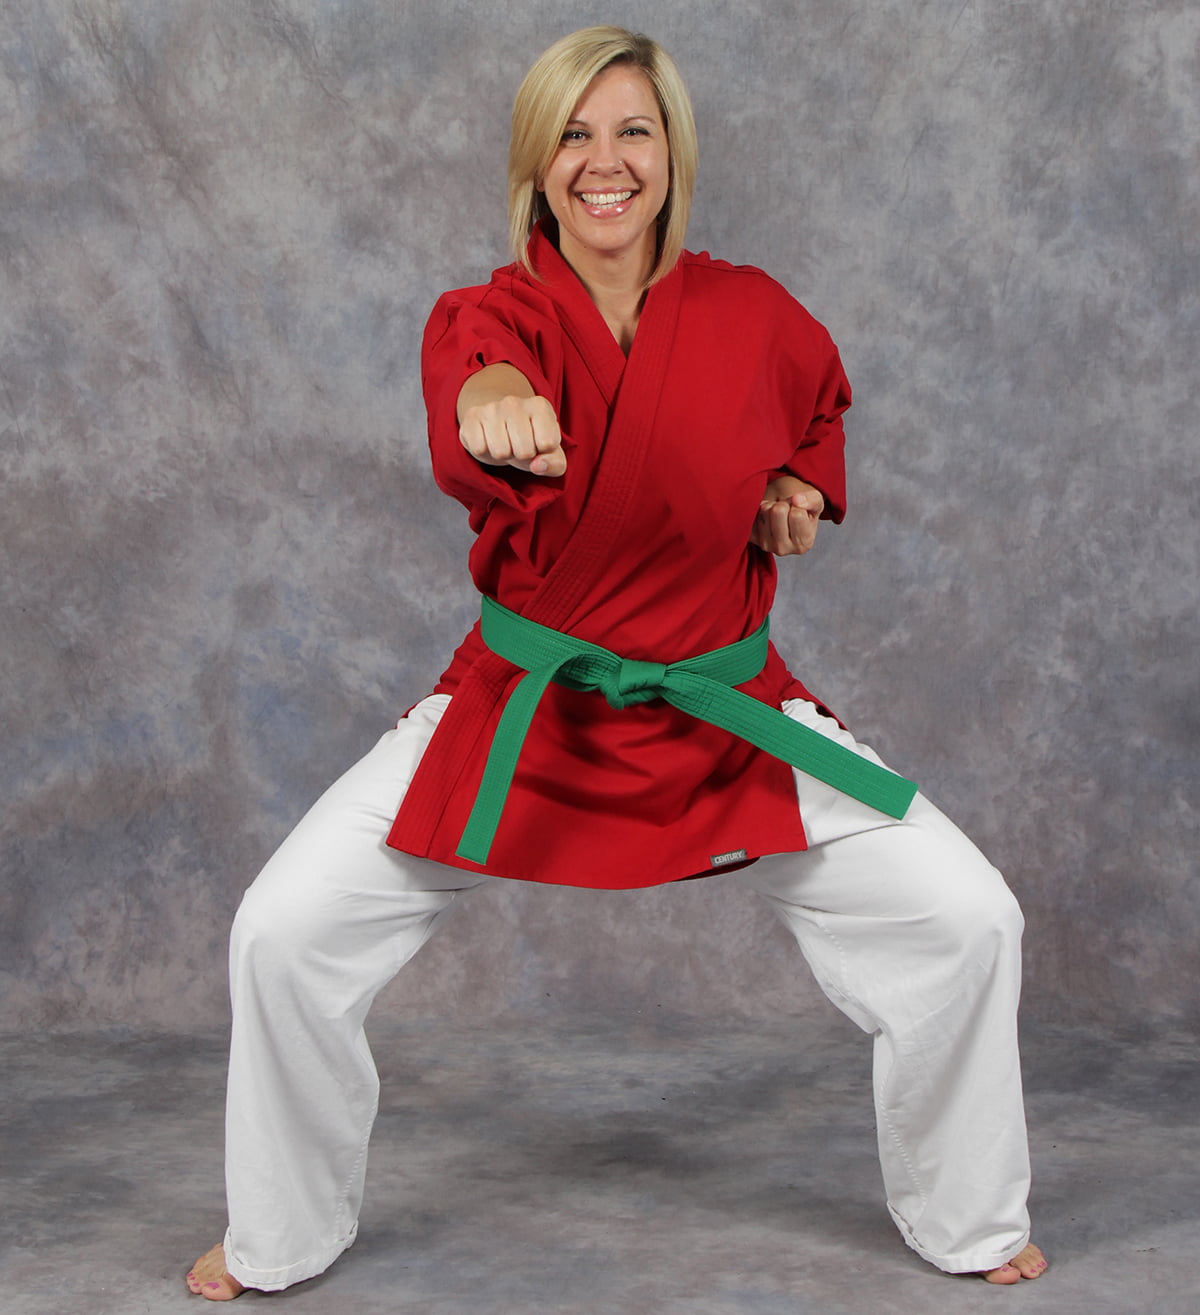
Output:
[429, 260, 526, 319]
[425, 260, 561, 344]
[678, 250, 837, 347]
[681, 249, 789, 294]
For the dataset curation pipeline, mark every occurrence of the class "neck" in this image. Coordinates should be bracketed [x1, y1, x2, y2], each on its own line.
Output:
[558, 235, 655, 354]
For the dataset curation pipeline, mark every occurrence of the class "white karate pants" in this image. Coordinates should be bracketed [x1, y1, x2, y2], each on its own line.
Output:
[222, 694, 1030, 1289]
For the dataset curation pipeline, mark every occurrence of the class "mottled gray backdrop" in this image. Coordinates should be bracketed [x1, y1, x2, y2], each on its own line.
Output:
[3, 0, 1197, 1034]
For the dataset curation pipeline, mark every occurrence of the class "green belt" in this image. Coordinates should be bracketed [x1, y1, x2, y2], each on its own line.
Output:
[456, 596, 919, 864]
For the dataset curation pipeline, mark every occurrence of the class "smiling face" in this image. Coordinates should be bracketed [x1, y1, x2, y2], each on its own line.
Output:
[537, 63, 671, 286]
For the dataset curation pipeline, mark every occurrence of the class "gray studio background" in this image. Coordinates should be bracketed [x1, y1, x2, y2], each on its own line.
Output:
[3, 0, 1197, 1036]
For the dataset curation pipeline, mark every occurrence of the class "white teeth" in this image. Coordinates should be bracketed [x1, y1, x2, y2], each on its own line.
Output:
[580, 191, 633, 206]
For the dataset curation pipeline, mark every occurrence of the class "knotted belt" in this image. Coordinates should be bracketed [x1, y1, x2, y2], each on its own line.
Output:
[455, 596, 919, 864]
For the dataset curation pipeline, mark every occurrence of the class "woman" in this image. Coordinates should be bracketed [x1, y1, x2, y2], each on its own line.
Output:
[187, 26, 1046, 1300]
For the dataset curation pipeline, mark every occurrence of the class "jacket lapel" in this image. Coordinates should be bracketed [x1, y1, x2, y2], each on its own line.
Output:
[525, 233, 684, 631]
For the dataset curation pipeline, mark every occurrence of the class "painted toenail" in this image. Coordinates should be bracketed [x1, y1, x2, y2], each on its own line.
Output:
[205, 1282, 220, 1289]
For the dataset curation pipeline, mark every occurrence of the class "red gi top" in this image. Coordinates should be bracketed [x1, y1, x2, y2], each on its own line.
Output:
[386, 223, 851, 890]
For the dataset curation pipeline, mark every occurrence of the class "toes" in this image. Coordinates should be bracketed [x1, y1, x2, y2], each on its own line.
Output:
[1010, 1242, 1048, 1279]
[982, 1243, 1048, 1283]
[199, 1275, 246, 1302]
[1015, 1256, 1048, 1279]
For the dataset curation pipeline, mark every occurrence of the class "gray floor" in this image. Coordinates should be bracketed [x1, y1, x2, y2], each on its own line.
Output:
[2, 1015, 1197, 1315]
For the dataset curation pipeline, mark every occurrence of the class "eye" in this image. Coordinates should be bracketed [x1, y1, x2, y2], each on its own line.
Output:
[560, 128, 589, 144]
[620, 126, 651, 138]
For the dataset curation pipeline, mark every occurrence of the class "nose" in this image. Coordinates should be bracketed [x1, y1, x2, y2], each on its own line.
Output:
[586, 131, 625, 175]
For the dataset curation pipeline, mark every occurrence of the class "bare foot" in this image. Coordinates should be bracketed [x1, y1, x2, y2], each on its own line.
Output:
[185, 1243, 246, 1301]
[982, 1242, 1048, 1284]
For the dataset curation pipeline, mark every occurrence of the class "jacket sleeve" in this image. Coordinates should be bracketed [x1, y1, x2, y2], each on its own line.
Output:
[776, 306, 850, 524]
[421, 285, 573, 516]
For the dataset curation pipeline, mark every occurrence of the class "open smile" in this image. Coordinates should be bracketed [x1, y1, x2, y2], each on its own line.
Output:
[576, 189, 637, 215]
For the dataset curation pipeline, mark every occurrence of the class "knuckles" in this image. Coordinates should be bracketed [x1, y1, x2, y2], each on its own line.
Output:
[459, 394, 564, 470]
[753, 498, 819, 556]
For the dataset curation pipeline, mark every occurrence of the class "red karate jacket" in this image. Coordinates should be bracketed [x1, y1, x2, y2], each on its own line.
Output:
[387, 224, 851, 889]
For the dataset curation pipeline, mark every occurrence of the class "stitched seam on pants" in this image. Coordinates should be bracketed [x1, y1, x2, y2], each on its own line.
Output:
[814, 914, 929, 1210]
[334, 1095, 378, 1237]
[877, 1081, 928, 1209]
[811, 914, 873, 1034]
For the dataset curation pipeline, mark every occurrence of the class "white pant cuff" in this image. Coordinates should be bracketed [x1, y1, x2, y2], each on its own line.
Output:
[888, 1206, 1030, 1275]
[222, 1222, 357, 1292]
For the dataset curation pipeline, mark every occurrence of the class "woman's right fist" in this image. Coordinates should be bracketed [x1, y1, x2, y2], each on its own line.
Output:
[459, 394, 567, 477]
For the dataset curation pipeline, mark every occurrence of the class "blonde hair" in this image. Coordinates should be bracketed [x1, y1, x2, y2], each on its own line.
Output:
[508, 26, 698, 285]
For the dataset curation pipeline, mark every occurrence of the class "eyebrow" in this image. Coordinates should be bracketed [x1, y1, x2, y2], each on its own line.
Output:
[564, 114, 658, 127]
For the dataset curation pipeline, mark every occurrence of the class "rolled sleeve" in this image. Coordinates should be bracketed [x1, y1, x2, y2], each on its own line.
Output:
[422, 290, 571, 515]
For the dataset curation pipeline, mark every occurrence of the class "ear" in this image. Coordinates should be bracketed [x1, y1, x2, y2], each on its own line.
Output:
[535, 178, 545, 193]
